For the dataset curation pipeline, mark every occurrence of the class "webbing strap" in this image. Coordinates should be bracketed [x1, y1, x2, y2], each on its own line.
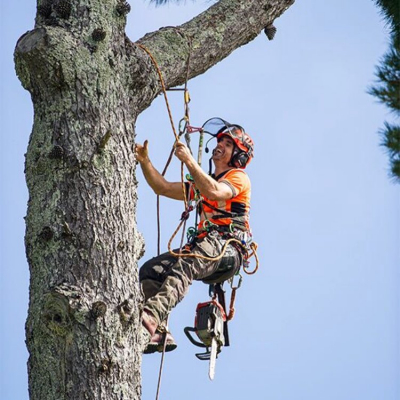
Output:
[201, 199, 246, 219]
[214, 283, 230, 347]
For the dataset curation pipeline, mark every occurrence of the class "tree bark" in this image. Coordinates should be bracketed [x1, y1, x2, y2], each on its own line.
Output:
[14, 0, 294, 399]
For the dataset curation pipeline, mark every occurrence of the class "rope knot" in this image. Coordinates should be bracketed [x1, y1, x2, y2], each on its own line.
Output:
[180, 205, 194, 221]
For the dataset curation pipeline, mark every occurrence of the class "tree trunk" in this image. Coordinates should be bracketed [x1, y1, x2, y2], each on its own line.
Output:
[14, 0, 294, 399]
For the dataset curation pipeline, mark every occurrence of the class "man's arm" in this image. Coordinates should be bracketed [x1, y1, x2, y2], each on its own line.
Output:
[135, 140, 185, 200]
[174, 142, 233, 201]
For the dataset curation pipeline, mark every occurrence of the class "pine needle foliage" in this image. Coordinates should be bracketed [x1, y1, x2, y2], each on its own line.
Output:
[370, 0, 400, 181]
[370, 49, 400, 112]
[380, 121, 400, 155]
[373, 0, 400, 46]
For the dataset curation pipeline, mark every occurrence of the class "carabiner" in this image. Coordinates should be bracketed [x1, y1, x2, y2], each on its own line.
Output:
[230, 273, 243, 290]
[179, 117, 188, 135]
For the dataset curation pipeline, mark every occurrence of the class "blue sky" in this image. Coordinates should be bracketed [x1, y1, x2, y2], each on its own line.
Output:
[1, 1, 399, 400]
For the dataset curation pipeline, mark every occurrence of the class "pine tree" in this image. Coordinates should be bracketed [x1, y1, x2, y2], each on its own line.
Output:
[370, 0, 400, 180]
[14, 1, 294, 399]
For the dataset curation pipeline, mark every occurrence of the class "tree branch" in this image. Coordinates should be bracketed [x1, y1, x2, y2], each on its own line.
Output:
[135, 0, 295, 89]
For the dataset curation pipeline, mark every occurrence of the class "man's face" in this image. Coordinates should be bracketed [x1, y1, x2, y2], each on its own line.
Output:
[212, 135, 235, 165]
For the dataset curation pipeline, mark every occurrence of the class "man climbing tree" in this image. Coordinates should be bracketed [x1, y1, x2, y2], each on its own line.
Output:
[136, 119, 254, 353]
[14, 0, 294, 399]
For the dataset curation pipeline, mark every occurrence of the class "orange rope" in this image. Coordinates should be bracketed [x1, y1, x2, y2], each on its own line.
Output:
[243, 242, 259, 275]
[136, 44, 179, 142]
[136, 43, 188, 209]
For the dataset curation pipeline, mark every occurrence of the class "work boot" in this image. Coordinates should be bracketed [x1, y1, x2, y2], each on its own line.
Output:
[144, 330, 177, 354]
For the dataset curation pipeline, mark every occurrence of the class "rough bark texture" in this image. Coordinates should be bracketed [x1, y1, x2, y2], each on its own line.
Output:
[14, 0, 294, 399]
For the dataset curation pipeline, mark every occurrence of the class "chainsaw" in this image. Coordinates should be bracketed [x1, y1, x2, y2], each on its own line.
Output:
[184, 300, 228, 380]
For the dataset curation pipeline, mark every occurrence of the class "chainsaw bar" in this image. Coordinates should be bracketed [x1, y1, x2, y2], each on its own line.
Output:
[209, 337, 218, 380]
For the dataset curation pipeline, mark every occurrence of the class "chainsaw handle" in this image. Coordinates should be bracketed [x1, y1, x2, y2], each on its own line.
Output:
[184, 327, 206, 348]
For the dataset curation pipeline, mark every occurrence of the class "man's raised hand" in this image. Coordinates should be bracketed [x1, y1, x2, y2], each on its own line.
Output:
[135, 140, 149, 164]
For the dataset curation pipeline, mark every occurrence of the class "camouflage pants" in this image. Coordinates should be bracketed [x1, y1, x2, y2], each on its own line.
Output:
[139, 231, 242, 326]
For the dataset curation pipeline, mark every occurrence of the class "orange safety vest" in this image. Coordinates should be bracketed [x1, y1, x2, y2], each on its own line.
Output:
[188, 169, 251, 235]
